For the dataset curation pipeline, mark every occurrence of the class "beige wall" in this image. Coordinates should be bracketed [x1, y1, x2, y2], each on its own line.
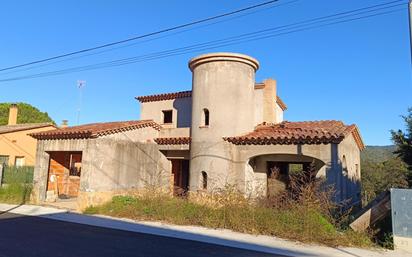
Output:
[140, 97, 192, 129]
[0, 126, 55, 166]
[159, 127, 190, 138]
[338, 133, 362, 205]
[189, 53, 259, 192]
[32, 137, 171, 210]
[254, 79, 284, 125]
[102, 126, 159, 142]
[275, 104, 284, 123]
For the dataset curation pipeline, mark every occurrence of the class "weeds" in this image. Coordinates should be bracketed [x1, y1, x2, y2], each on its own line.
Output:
[85, 168, 373, 248]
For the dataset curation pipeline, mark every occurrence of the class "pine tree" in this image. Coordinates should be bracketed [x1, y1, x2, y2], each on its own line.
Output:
[391, 108, 412, 186]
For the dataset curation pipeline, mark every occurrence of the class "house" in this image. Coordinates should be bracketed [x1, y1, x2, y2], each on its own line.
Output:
[0, 104, 56, 166]
[31, 52, 364, 210]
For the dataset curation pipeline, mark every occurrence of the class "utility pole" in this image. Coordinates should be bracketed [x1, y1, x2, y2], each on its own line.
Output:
[409, 0, 412, 66]
[77, 80, 86, 125]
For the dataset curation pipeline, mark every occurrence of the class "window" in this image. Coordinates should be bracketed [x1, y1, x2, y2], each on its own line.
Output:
[0, 155, 9, 166]
[69, 153, 82, 176]
[203, 108, 209, 126]
[162, 110, 173, 124]
[201, 171, 208, 190]
[14, 156, 25, 167]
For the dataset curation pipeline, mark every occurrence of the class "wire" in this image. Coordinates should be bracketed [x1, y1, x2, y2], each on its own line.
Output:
[0, 1, 405, 83]
[0, 0, 301, 76]
[0, 0, 282, 72]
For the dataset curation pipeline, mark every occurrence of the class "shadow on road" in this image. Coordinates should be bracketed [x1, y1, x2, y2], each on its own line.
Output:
[0, 209, 314, 257]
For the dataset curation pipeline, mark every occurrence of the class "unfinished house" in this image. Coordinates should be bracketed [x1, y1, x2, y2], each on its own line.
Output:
[31, 52, 364, 210]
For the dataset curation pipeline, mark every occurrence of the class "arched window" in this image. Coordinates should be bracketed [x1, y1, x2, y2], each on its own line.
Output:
[203, 108, 209, 126]
[201, 171, 208, 190]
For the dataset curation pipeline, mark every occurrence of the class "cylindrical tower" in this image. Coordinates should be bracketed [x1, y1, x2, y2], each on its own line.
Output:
[188, 52, 259, 191]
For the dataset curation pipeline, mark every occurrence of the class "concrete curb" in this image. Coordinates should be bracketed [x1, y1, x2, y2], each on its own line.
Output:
[0, 203, 410, 257]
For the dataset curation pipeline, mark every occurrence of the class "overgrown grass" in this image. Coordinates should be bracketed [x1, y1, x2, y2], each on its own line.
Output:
[85, 165, 374, 247]
[85, 193, 372, 247]
[0, 166, 33, 204]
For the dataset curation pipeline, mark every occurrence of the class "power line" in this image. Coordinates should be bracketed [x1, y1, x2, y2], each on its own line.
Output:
[0, 0, 300, 76]
[0, 1, 405, 83]
[0, 0, 282, 72]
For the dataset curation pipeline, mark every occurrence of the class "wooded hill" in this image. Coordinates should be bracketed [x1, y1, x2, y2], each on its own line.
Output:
[361, 145, 397, 163]
[361, 145, 408, 205]
[0, 103, 55, 125]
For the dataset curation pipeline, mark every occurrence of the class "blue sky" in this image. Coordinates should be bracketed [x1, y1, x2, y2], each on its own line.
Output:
[0, 0, 410, 145]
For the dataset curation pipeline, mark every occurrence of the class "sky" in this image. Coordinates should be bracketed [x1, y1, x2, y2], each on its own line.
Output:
[0, 0, 410, 146]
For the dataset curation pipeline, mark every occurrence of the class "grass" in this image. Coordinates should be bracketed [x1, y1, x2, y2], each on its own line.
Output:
[84, 193, 373, 248]
[0, 166, 33, 204]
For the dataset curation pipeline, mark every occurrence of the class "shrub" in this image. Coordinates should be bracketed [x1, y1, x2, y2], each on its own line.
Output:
[84, 163, 373, 247]
[0, 182, 32, 204]
[85, 193, 372, 247]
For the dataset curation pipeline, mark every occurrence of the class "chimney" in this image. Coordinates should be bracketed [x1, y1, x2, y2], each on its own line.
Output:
[61, 120, 68, 128]
[262, 79, 277, 123]
[8, 104, 18, 125]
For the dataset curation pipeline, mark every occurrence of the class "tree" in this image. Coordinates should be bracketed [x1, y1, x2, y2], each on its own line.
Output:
[0, 103, 55, 125]
[361, 158, 408, 204]
[391, 108, 412, 186]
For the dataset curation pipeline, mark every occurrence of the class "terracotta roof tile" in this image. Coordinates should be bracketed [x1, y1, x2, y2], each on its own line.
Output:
[0, 123, 55, 135]
[154, 137, 191, 145]
[135, 91, 192, 102]
[224, 120, 364, 150]
[30, 120, 160, 140]
[135, 89, 287, 109]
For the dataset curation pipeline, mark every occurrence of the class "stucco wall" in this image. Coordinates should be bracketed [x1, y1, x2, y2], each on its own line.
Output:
[102, 126, 159, 142]
[254, 88, 264, 125]
[189, 53, 258, 193]
[0, 125, 56, 166]
[338, 133, 362, 205]
[226, 139, 361, 204]
[159, 127, 190, 138]
[140, 97, 192, 128]
[32, 137, 171, 210]
[275, 104, 284, 123]
[229, 143, 334, 197]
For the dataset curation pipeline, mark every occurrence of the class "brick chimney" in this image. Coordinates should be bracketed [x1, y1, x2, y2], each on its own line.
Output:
[61, 120, 68, 128]
[8, 104, 18, 125]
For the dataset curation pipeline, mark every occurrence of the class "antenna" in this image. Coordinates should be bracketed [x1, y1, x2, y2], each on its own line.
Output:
[77, 80, 86, 125]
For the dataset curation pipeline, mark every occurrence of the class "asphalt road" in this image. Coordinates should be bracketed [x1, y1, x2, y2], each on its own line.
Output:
[0, 212, 286, 257]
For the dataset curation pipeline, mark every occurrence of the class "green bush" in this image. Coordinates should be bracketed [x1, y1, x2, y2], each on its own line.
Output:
[0, 183, 32, 204]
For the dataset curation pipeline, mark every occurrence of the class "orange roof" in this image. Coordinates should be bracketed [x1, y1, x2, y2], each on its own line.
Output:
[135, 89, 287, 110]
[30, 120, 161, 140]
[224, 120, 364, 150]
[136, 91, 192, 102]
[154, 137, 191, 145]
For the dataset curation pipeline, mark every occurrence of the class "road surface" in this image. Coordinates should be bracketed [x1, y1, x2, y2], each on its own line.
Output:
[0, 212, 286, 257]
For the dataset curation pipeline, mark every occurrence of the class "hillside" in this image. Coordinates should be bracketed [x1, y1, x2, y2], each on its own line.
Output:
[0, 103, 55, 125]
[361, 145, 397, 163]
